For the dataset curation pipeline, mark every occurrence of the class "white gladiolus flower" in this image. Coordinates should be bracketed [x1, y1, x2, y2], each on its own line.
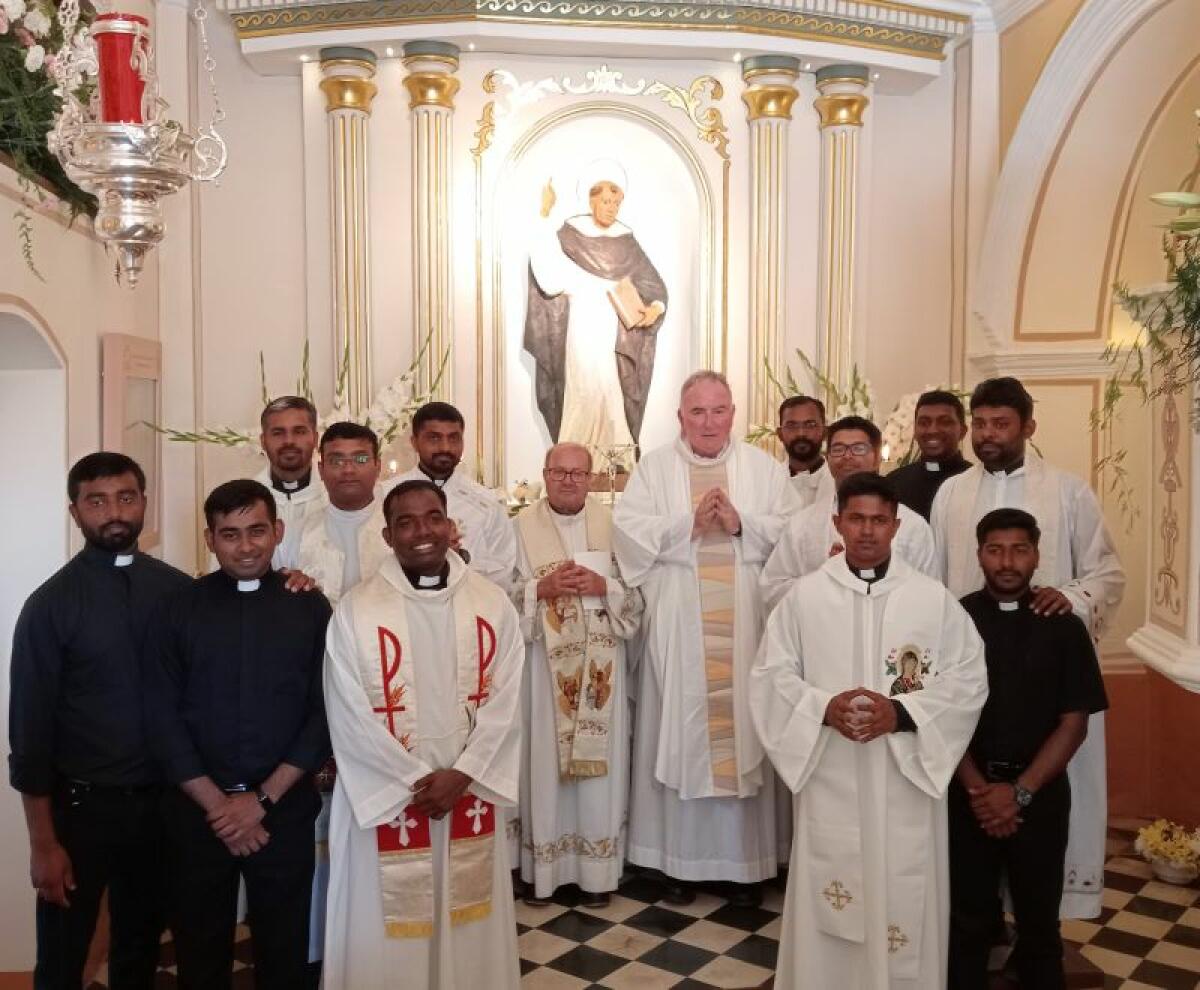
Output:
[22, 6, 49, 35]
[24, 43, 45, 72]
[2, 0, 27, 23]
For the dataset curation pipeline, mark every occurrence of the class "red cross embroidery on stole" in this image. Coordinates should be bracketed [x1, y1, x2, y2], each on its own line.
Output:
[468, 616, 496, 705]
[374, 625, 406, 738]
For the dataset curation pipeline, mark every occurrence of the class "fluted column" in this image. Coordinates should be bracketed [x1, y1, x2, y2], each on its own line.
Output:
[319, 47, 377, 415]
[813, 64, 870, 396]
[741, 55, 800, 431]
[403, 41, 460, 398]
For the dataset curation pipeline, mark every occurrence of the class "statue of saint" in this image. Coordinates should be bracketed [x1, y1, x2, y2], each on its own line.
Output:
[524, 159, 669, 451]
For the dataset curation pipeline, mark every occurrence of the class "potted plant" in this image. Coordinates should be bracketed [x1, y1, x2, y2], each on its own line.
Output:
[1134, 818, 1200, 884]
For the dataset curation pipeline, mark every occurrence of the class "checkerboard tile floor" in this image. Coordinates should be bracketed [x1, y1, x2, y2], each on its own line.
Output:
[88, 819, 1200, 989]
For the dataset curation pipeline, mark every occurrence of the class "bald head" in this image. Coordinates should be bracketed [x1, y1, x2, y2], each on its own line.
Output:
[543, 443, 593, 515]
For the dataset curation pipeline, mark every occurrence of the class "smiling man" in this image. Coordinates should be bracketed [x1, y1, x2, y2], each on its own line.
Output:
[614, 370, 799, 906]
[885, 390, 971, 521]
[256, 396, 324, 569]
[776, 394, 833, 509]
[930, 376, 1124, 920]
[143, 479, 331, 989]
[751, 472, 987, 990]
[322, 480, 524, 990]
[9, 452, 192, 990]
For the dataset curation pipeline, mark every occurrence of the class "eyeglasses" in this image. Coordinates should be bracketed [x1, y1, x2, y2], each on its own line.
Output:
[325, 454, 374, 468]
[828, 442, 873, 459]
[545, 468, 591, 482]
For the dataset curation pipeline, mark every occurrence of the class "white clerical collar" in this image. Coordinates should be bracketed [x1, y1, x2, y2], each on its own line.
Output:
[924, 460, 940, 472]
[417, 574, 441, 587]
[114, 553, 134, 567]
[237, 578, 260, 592]
[281, 479, 300, 491]
[998, 600, 1019, 612]
[858, 567, 876, 579]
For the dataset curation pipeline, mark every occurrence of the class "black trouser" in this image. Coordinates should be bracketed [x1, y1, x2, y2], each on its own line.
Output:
[163, 784, 318, 990]
[35, 782, 165, 990]
[948, 772, 1071, 990]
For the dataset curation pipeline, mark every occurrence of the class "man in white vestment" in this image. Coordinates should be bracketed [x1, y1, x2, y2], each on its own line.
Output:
[525, 160, 668, 450]
[513, 443, 644, 909]
[392, 402, 517, 593]
[256, 396, 325, 569]
[297, 422, 391, 605]
[930, 376, 1124, 919]
[751, 472, 988, 990]
[322, 480, 524, 990]
[776, 394, 833, 509]
[761, 415, 938, 612]
[613, 370, 799, 905]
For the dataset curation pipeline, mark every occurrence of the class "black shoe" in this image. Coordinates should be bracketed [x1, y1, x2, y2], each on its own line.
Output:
[727, 882, 763, 908]
[661, 881, 695, 906]
[522, 893, 554, 907]
[580, 891, 611, 909]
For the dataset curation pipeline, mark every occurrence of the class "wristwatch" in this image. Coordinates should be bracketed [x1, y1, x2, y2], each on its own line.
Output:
[1012, 783, 1034, 808]
[255, 788, 275, 813]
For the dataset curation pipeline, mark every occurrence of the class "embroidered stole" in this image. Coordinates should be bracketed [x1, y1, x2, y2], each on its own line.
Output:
[945, 455, 1061, 596]
[354, 570, 500, 938]
[688, 461, 738, 797]
[517, 498, 619, 779]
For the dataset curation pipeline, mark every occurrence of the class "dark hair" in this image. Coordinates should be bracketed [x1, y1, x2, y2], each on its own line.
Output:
[827, 415, 882, 448]
[383, 479, 447, 522]
[835, 472, 899, 514]
[976, 507, 1041, 547]
[203, 479, 277, 528]
[840, 472, 897, 518]
[778, 394, 826, 424]
[970, 377, 1034, 422]
[412, 402, 465, 435]
[67, 452, 146, 503]
[915, 389, 965, 425]
[319, 421, 380, 457]
[260, 395, 318, 431]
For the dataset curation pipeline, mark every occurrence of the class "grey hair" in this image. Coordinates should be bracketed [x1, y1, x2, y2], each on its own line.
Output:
[543, 442, 593, 471]
[679, 370, 732, 404]
[260, 395, 318, 430]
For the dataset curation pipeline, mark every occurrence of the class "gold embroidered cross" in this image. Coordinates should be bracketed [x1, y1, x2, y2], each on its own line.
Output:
[822, 880, 852, 911]
[887, 925, 908, 953]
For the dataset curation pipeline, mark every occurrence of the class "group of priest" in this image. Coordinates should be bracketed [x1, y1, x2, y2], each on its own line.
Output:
[8, 371, 1123, 990]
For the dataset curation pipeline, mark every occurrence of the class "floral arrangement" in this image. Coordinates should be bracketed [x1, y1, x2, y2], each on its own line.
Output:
[1135, 818, 1200, 868]
[1, 0, 97, 253]
[150, 336, 449, 463]
[747, 349, 875, 446]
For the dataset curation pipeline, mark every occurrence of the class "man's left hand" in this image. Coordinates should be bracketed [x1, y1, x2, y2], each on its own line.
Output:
[968, 783, 1021, 834]
[411, 769, 472, 818]
[711, 490, 741, 536]
[847, 690, 898, 742]
[208, 792, 266, 842]
[566, 566, 607, 598]
[1029, 586, 1072, 616]
[279, 568, 319, 593]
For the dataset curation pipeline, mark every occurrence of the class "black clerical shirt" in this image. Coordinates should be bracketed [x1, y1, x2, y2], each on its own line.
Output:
[960, 590, 1108, 766]
[888, 453, 970, 521]
[8, 544, 192, 795]
[142, 570, 332, 789]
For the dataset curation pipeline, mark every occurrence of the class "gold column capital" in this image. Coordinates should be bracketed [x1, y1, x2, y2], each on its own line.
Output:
[402, 40, 461, 110]
[814, 64, 870, 129]
[319, 47, 378, 114]
[741, 55, 801, 122]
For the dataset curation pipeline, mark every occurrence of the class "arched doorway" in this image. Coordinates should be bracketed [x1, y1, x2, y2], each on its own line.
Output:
[0, 308, 67, 972]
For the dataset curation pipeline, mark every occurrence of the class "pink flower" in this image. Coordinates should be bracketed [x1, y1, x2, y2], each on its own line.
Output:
[0, 11, 9, 33]
[14, 24, 33, 46]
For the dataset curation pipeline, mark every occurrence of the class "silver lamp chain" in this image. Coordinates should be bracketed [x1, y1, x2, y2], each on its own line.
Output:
[192, 0, 226, 131]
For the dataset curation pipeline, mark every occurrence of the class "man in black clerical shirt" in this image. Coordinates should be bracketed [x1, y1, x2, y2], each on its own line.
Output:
[949, 508, 1108, 990]
[887, 389, 971, 520]
[143, 480, 331, 990]
[9, 452, 192, 990]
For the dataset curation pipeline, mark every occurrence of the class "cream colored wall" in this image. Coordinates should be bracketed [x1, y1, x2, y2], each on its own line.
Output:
[998, 0, 1085, 161]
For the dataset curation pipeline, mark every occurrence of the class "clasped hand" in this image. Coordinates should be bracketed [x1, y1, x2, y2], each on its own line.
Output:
[968, 783, 1022, 838]
[208, 792, 269, 857]
[537, 562, 607, 600]
[411, 769, 471, 819]
[692, 487, 740, 539]
[824, 689, 898, 743]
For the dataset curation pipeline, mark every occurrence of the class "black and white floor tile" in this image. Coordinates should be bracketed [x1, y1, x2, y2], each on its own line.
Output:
[89, 819, 1200, 989]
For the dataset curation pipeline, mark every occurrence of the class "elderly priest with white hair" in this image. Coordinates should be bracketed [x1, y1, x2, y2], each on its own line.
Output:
[321, 480, 524, 990]
[751, 472, 988, 990]
[613, 370, 800, 905]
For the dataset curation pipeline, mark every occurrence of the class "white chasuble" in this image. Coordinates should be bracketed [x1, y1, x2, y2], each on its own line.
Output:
[322, 554, 523, 990]
[761, 495, 939, 613]
[513, 497, 644, 897]
[750, 555, 987, 990]
[930, 454, 1125, 918]
[613, 439, 799, 881]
